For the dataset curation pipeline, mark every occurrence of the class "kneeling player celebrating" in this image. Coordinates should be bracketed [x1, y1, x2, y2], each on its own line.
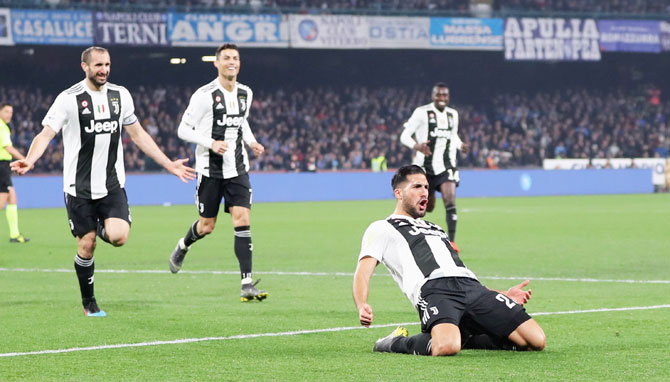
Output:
[353, 165, 546, 355]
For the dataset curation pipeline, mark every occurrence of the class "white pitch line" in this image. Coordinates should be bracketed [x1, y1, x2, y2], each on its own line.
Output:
[532, 304, 670, 316]
[0, 267, 669, 284]
[481, 275, 670, 284]
[1, 304, 669, 359]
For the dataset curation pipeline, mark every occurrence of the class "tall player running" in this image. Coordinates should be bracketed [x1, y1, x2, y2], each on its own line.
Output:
[168, 44, 268, 302]
[400, 83, 467, 252]
[11, 46, 196, 317]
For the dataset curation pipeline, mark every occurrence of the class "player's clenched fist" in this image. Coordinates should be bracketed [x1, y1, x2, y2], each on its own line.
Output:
[358, 303, 374, 327]
[211, 140, 228, 155]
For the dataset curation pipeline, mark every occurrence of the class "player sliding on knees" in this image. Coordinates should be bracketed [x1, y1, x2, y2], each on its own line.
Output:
[353, 165, 546, 355]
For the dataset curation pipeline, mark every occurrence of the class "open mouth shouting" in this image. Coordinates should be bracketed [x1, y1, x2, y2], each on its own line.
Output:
[418, 197, 428, 214]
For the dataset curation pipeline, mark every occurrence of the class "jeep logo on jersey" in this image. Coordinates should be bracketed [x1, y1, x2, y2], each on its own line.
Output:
[85, 120, 119, 134]
[429, 129, 452, 138]
[216, 115, 244, 127]
[407, 225, 448, 239]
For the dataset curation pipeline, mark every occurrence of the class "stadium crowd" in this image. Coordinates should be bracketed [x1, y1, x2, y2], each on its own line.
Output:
[29, 0, 670, 14]
[1, 84, 668, 173]
[497, 0, 670, 15]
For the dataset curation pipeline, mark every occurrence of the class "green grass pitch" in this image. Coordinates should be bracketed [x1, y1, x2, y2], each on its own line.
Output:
[1, 194, 669, 381]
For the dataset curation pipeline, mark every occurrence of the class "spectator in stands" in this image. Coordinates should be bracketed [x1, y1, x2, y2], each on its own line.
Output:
[2, 83, 669, 173]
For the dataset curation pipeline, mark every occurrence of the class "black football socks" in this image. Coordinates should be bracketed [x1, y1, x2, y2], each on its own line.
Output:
[234, 225, 252, 282]
[183, 220, 205, 247]
[391, 333, 432, 355]
[74, 254, 95, 304]
[446, 204, 457, 240]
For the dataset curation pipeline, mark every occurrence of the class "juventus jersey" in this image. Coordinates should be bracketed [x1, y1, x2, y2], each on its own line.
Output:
[400, 103, 463, 176]
[42, 80, 137, 200]
[178, 79, 257, 179]
[358, 214, 477, 307]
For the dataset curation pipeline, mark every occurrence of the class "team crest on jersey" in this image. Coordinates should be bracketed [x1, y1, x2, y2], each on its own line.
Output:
[448, 115, 454, 127]
[111, 98, 120, 114]
[240, 98, 246, 112]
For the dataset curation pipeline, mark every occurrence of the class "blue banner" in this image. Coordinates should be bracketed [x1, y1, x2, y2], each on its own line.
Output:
[168, 13, 287, 47]
[430, 17, 502, 51]
[598, 20, 661, 53]
[11, 9, 92, 45]
[94, 12, 168, 46]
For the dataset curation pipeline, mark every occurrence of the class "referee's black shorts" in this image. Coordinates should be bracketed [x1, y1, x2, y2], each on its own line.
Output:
[416, 277, 531, 338]
[0, 160, 13, 192]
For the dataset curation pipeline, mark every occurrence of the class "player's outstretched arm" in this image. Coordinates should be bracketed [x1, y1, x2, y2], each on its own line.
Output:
[10, 126, 56, 175]
[125, 121, 196, 183]
[353, 256, 378, 327]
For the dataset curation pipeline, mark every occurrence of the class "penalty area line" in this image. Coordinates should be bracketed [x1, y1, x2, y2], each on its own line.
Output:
[1, 304, 669, 358]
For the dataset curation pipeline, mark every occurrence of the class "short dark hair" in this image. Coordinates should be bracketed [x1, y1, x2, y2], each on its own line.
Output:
[81, 46, 109, 64]
[216, 43, 239, 58]
[0, 102, 12, 109]
[432, 82, 449, 95]
[391, 165, 426, 190]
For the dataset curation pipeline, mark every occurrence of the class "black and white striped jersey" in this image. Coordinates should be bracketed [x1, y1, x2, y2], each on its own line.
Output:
[358, 214, 477, 307]
[400, 103, 463, 176]
[42, 80, 137, 200]
[177, 79, 257, 179]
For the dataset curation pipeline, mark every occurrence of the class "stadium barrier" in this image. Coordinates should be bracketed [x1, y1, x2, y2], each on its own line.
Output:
[543, 158, 667, 187]
[12, 168, 652, 209]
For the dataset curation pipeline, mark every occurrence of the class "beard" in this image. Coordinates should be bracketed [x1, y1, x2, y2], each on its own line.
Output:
[88, 72, 107, 87]
[402, 199, 426, 219]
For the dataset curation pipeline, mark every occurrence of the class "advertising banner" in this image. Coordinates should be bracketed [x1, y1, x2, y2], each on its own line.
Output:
[368, 16, 430, 49]
[11, 9, 92, 45]
[0, 8, 12, 45]
[658, 21, 670, 51]
[94, 12, 168, 46]
[543, 158, 666, 186]
[504, 17, 600, 61]
[598, 20, 660, 53]
[289, 15, 368, 49]
[168, 13, 287, 47]
[430, 17, 503, 51]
